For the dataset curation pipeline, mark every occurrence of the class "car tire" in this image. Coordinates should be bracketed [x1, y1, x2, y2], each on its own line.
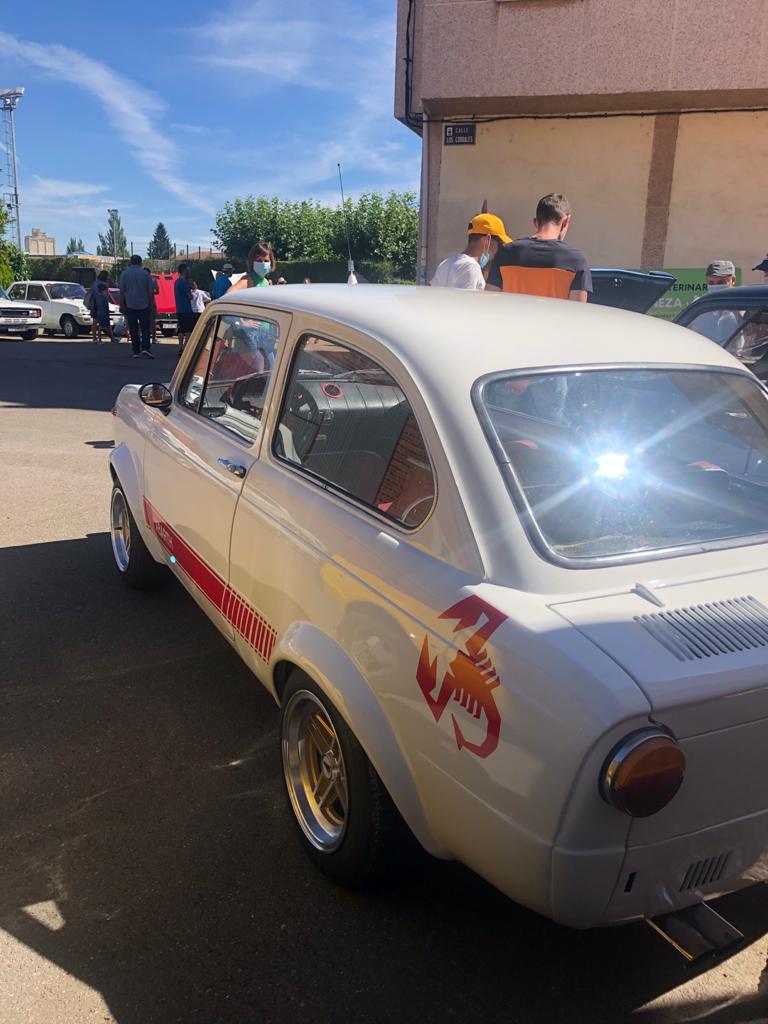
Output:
[20, 329, 38, 341]
[280, 671, 416, 888]
[60, 315, 78, 339]
[109, 483, 166, 590]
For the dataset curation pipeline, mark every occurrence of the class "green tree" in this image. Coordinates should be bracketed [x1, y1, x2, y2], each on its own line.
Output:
[66, 237, 85, 254]
[212, 191, 419, 278]
[97, 209, 129, 258]
[147, 221, 172, 260]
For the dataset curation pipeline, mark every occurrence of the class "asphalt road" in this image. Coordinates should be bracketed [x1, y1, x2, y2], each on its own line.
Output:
[1, 335, 768, 1024]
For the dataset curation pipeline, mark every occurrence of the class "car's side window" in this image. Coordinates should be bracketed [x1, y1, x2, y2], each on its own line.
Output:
[8, 284, 25, 300]
[27, 285, 47, 302]
[179, 319, 216, 411]
[724, 309, 768, 365]
[273, 334, 435, 528]
[196, 314, 279, 444]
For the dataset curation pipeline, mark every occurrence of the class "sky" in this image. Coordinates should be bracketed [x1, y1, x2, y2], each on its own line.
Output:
[0, 0, 421, 255]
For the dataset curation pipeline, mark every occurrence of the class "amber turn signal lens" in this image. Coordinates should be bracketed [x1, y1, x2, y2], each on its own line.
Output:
[600, 729, 685, 818]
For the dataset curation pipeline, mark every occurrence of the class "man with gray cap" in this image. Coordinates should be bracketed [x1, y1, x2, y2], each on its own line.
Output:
[692, 260, 741, 346]
[212, 262, 234, 300]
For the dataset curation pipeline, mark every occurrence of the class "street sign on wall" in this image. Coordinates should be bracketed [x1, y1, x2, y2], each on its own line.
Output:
[444, 124, 476, 146]
[645, 267, 743, 320]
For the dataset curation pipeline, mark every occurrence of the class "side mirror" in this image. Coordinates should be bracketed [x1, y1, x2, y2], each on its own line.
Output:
[139, 382, 173, 413]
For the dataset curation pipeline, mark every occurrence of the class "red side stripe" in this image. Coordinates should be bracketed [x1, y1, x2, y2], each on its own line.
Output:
[143, 497, 276, 663]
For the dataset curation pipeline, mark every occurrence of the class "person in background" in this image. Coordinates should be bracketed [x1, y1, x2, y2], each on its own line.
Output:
[174, 262, 195, 356]
[212, 262, 234, 299]
[144, 268, 160, 345]
[92, 282, 117, 344]
[302, 277, 311, 284]
[752, 255, 768, 282]
[486, 193, 592, 301]
[692, 260, 742, 346]
[190, 279, 210, 328]
[227, 241, 275, 292]
[87, 270, 110, 343]
[431, 212, 511, 290]
[118, 254, 155, 358]
[275, 276, 287, 285]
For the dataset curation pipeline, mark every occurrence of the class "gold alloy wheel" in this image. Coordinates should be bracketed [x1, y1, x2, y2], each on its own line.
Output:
[281, 689, 349, 852]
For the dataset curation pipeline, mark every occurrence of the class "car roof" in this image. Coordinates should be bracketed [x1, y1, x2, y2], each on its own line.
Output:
[222, 284, 743, 378]
[687, 284, 768, 304]
[14, 280, 82, 286]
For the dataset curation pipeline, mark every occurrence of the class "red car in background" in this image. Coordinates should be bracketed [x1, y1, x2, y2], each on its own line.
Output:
[150, 273, 179, 336]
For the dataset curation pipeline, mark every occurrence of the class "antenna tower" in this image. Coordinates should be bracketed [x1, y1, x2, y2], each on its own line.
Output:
[1, 88, 24, 249]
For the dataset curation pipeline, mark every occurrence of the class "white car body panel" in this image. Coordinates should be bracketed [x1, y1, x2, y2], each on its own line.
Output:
[0, 294, 43, 335]
[10, 280, 92, 332]
[111, 285, 768, 928]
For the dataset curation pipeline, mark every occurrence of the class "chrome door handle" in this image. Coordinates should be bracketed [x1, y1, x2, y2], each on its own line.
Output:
[217, 458, 246, 478]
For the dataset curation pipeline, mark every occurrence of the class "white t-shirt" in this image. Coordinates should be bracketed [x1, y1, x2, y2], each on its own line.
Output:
[430, 252, 485, 290]
[190, 288, 207, 313]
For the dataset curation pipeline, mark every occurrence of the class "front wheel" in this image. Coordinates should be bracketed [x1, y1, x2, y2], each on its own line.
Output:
[280, 672, 415, 887]
[19, 329, 38, 341]
[110, 483, 166, 589]
[60, 315, 78, 339]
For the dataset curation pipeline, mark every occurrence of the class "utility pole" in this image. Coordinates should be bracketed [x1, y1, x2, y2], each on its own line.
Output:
[1, 87, 24, 249]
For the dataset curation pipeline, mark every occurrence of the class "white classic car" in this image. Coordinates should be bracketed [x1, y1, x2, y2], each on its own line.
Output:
[0, 283, 42, 339]
[8, 280, 95, 337]
[109, 285, 768, 949]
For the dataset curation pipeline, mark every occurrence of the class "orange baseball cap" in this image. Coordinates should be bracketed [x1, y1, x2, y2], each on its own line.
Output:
[468, 213, 512, 243]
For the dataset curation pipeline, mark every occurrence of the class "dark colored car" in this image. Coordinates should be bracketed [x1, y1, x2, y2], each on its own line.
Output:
[674, 285, 768, 380]
[589, 269, 677, 313]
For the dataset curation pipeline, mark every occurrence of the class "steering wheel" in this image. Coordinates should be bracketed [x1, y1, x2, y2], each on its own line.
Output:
[285, 382, 322, 457]
[401, 494, 434, 526]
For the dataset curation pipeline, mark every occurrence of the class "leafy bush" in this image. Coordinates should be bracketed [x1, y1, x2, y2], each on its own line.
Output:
[213, 192, 419, 281]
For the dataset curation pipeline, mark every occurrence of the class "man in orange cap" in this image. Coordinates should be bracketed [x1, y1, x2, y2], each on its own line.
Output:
[430, 212, 512, 290]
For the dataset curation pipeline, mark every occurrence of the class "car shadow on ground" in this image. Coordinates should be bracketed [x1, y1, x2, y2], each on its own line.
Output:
[1, 533, 767, 1024]
[0, 338, 179, 412]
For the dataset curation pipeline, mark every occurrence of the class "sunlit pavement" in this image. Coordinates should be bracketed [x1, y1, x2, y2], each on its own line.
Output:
[1, 336, 767, 1024]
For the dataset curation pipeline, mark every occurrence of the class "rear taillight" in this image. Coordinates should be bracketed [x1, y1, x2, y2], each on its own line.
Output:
[600, 728, 685, 817]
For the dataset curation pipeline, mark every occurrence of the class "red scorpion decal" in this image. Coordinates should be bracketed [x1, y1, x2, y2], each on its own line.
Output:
[416, 596, 507, 759]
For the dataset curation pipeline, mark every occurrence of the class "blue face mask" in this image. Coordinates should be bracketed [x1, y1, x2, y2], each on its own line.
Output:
[479, 251, 490, 270]
[253, 261, 271, 278]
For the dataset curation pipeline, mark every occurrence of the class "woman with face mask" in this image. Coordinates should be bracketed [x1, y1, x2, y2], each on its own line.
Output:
[227, 241, 276, 293]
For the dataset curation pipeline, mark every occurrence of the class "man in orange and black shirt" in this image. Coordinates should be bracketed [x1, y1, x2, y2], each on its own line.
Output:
[486, 193, 592, 301]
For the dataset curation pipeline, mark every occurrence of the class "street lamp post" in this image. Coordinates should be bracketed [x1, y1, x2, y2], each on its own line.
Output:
[1, 87, 24, 250]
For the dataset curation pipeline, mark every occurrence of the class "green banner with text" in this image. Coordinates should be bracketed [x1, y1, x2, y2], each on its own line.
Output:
[644, 267, 742, 320]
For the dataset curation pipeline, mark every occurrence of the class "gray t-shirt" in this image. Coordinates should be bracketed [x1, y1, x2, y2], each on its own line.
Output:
[118, 265, 153, 310]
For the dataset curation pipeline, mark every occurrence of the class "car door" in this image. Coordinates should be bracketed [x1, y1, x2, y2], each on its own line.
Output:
[25, 284, 53, 328]
[228, 326, 484, 716]
[142, 307, 290, 638]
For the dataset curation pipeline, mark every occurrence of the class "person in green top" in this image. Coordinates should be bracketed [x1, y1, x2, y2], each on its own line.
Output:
[227, 240, 276, 293]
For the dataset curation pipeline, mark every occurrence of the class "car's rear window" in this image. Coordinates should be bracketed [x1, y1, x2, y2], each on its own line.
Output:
[477, 367, 768, 564]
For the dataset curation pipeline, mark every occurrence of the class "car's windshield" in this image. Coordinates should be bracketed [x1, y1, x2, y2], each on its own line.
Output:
[479, 367, 768, 563]
[49, 283, 86, 300]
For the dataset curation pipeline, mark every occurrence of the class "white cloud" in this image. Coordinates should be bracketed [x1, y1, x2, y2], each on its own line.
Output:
[0, 32, 214, 216]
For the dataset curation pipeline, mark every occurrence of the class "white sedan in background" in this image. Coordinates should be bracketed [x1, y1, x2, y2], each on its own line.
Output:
[108, 285, 768, 951]
[8, 280, 101, 338]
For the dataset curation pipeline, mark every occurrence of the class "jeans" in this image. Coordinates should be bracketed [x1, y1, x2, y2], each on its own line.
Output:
[125, 307, 151, 353]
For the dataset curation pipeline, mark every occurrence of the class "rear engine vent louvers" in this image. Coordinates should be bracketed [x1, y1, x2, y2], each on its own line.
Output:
[679, 853, 730, 892]
[636, 596, 768, 662]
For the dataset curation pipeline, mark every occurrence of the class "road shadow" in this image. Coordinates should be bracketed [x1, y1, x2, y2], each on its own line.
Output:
[1, 533, 767, 1024]
[0, 339, 178, 412]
